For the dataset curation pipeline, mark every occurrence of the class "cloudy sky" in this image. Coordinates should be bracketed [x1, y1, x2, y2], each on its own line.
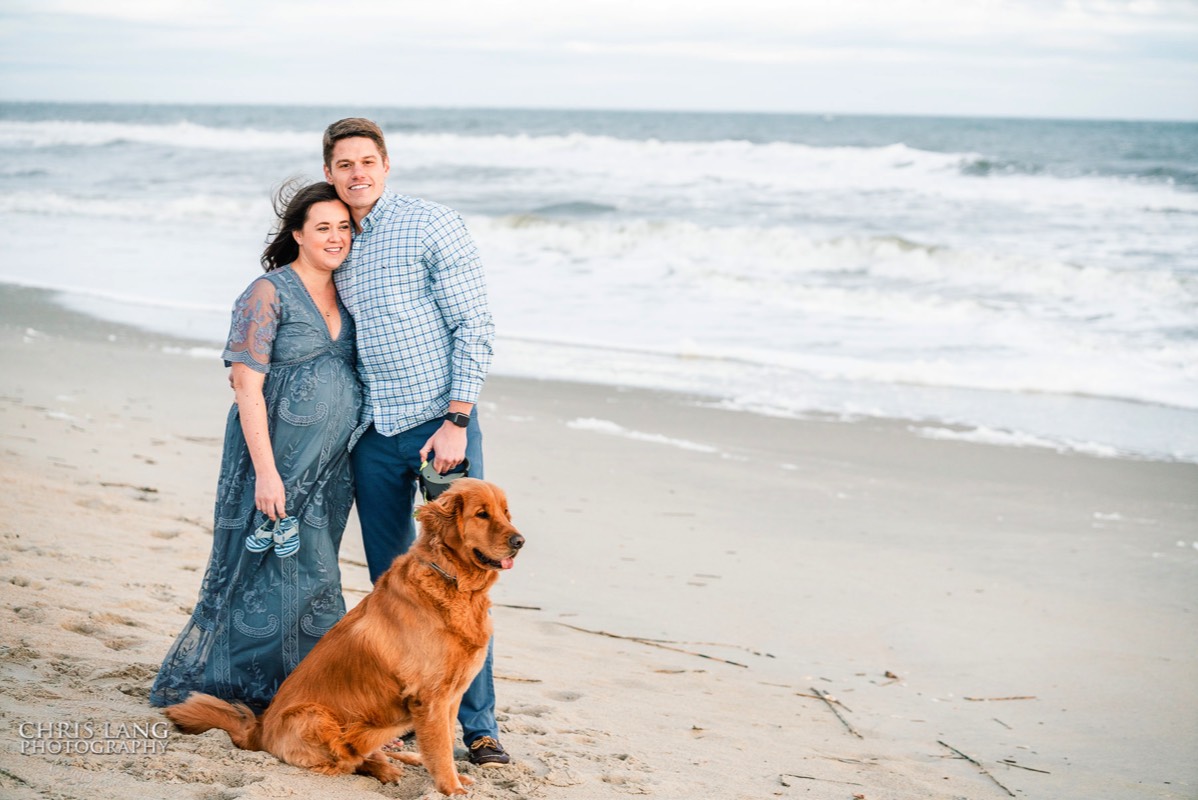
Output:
[2, 0, 1196, 120]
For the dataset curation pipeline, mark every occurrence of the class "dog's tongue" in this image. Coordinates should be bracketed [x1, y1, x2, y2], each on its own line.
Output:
[500, 557, 515, 570]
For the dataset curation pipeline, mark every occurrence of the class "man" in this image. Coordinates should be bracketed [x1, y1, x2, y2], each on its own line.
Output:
[322, 117, 506, 767]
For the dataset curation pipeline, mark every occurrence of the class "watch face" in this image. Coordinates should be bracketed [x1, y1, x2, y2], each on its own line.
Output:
[446, 412, 470, 427]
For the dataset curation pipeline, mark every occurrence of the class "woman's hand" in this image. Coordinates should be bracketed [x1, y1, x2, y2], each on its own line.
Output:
[255, 467, 287, 521]
[232, 362, 286, 520]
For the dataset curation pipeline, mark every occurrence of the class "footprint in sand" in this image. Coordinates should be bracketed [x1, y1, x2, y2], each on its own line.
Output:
[537, 752, 585, 788]
[14, 605, 46, 623]
[75, 497, 123, 513]
[94, 611, 144, 628]
[504, 703, 554, 717]
[103, 637, 142, 651]
[124, 582, 179, 603]
[122, 754, 264, 791]
[499, 703, 553, 736]
[0, 642, 40, 665]
[97, 663, 158, 682]
[62, 619, 100, 636]
[597, 752, 653, 793]
[96, 663, 158, 699]
[61, 613, 147, 652]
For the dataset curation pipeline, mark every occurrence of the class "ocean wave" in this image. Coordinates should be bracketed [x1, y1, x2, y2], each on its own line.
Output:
[0, 190, 267, 222]
[476, 216, 1198, 409]
[394, 131, 974, 183]
[5, 118, 1194, 214]
[529, 201, 619, 217]
[959, 157, 1198, 188]
[958, 157, 1043, 177]
[0, 120, 312, 151]
[392, 132, 1198, 214]
[0, 117, 958, 167]
[495, 331, 1198, 423]
[478, 215, 1195, 319]
[0, 167, 49, 178]
[1135, 165, 1198, 188]
[909, 425, 1124, 459]
[0, 117, 1021, 190]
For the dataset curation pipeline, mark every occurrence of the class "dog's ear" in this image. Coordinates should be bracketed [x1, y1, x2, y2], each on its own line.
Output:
[416, 488, 464, 534]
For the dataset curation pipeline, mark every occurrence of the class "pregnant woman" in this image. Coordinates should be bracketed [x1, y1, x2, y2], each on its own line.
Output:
[150, 182, 362, 711]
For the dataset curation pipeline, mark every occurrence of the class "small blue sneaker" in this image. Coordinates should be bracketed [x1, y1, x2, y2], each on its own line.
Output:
[245, 518, 276, 553]
[273, 516, 300, 558]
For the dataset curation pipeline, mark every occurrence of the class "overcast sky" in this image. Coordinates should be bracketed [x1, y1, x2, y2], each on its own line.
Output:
[2, 0, 1196, 120]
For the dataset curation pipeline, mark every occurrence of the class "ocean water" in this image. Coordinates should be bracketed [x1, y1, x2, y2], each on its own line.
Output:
[2, 102, 1196, 461]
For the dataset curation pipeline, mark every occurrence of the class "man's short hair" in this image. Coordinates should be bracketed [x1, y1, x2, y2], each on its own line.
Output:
[323, 118, 388, 167]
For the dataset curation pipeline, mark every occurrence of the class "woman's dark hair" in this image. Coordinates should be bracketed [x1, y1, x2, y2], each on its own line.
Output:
[261, 181, 345, 272]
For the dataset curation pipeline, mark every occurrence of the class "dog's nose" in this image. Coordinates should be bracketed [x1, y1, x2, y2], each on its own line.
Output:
[509, 533, 525, 550]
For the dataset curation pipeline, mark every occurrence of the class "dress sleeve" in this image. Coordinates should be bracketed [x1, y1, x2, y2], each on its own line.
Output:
[222, 278, 280, 373]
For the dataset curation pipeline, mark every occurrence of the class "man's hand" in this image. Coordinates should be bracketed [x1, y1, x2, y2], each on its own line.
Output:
[421, 423, 468, 474]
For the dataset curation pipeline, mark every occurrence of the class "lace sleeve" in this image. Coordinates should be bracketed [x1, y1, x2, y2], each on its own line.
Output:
[222, 278, 280, 373]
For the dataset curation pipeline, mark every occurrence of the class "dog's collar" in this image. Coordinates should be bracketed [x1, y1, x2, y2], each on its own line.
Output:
[422, 560, 458, 586]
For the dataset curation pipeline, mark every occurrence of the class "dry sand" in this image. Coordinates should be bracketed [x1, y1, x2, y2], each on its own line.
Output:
[1, 283, 1195, 799]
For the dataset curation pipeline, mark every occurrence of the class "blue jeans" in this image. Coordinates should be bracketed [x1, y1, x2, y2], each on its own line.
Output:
[351, 413, 498, 746]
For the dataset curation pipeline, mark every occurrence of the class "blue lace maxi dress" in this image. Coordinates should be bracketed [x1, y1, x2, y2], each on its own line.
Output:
[150, 266, 362, 711]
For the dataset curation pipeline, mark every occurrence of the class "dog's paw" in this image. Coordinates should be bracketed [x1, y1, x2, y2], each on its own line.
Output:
[374, 763, 405, 784]
[357, 756, 405, 784]
[385, 769, 406, 784]
[434, 774, 472, 795]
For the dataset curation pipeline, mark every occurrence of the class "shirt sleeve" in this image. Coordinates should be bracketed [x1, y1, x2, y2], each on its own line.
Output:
[221, 277, 280, 374]
[423, 207, 495, 403]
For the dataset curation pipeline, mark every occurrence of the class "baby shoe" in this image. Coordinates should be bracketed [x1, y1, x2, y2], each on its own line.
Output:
[245, 518, 276, 553]
[273, 516, 301, 558]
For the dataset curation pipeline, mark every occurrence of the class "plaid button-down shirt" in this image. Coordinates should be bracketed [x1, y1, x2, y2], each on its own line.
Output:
[335, 189, 494, 437]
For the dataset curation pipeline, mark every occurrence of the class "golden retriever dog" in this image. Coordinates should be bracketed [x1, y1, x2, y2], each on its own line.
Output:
[163, 478, 524, 796]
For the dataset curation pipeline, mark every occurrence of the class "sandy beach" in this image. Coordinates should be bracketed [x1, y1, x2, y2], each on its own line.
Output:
[1, 282, 1195, 800]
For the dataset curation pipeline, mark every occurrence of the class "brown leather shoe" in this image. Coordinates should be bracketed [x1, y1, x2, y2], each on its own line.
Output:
[467, 736, 510, 767]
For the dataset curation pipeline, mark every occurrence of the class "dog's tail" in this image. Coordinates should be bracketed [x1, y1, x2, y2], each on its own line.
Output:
[164, 693, 263, 751]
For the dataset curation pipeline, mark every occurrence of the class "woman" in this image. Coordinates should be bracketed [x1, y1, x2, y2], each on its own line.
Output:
[150, 182, 363, 711]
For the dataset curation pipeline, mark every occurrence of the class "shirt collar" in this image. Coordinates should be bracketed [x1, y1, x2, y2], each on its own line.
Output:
[358, 188, 396, 234]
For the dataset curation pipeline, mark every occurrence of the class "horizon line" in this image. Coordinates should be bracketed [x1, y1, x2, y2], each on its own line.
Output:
[1, 97, 1196, 126]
